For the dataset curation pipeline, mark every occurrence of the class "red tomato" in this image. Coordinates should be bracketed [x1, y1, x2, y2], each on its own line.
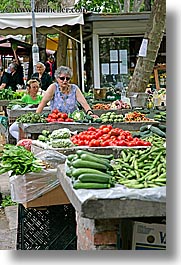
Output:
[142, 141, 152, 146]
[126, 135, 134, 141]
[109, 128, 120, 136]
[126, 141, 135, 147]
[52, 109, 59, 114]
[117, 135, 126, 140]
[61, 113, 68, 120]
[57, 118, 64, 122]
[99, 125, 109, 130]
[102, 127, 111, 134]
[65, 118, 74, 122]
[117, 140, 127, 146]
[89, 139, 100, 147]
[100, 140, 110, 147]
[87, 126, 97, 131]
[77, 140, 86, 146]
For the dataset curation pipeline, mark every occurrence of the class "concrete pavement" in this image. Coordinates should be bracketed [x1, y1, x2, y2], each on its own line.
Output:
[0, 172, 18, 250]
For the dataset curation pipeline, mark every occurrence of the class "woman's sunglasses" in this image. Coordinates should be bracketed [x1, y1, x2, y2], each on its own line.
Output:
[59, 76, 70, 81]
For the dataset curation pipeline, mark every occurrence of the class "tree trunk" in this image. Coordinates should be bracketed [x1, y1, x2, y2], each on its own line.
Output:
[128, 0, 166, 93]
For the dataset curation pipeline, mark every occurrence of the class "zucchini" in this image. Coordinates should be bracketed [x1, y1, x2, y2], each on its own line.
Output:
[140, 130, 151, 136]
[73, 181, 111, 189]
[72, 159, 108, 171]
[80, 153, 112, 169]
[78, 173, 112, 184]
[140, 125, 149, 132]
[71, 168, 110, 179]
[76, 150, 113, 160]
[67, 154, 78, 161]
[150, 125, 166, 138]
[158, 124, 166, 132]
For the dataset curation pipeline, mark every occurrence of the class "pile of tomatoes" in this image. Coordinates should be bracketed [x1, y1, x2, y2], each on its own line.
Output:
[71, 125, 151, 147]
[46, 109, 74, 123]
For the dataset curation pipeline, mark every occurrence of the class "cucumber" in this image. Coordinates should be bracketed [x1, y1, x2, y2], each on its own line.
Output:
[78, 173, 112, 184]
[150, 125, 166, 138]
[71, 168, 110, 179]
[72, 159, 108, 171]
[73, 181, 111, 189]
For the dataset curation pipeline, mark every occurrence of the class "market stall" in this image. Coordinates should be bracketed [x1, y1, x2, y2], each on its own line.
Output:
[57, 163, 166, 250]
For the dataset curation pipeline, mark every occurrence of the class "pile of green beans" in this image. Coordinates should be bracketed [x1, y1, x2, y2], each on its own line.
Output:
[111, 147, 166, 189]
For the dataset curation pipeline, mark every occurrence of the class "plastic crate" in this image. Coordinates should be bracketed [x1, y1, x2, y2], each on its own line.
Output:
[16, 204, 77, 250]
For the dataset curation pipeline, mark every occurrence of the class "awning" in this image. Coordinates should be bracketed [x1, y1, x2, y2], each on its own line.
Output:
[0, 12, 84, 35]
[0, 12, 85, 91]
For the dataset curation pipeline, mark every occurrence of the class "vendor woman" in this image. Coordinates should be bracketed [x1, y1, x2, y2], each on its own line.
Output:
[36, 65, 98, 118]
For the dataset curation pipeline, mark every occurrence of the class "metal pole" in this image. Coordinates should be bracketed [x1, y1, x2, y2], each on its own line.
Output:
[31, 0, 39, 73]
[80, 25, 84, 92]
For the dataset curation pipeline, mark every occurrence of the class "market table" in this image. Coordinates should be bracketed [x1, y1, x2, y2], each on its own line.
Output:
[7, 107, 50, 125]
[18, 120, 159, 140]
[0, 100, 11, 107]
[57, 164, 166, 250]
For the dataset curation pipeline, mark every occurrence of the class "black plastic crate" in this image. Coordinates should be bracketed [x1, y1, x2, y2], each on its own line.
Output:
[16, 204, 77, 250]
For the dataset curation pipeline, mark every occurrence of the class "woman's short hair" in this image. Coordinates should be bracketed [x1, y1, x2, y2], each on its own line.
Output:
[26, 79, 40, 88]
[9, 62, 18, 71]
[36, 62, 46, 70]
[54, 66, 73, 79]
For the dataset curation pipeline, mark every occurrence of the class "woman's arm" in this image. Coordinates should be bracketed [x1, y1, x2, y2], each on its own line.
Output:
[76, 87, 98, 117]
[36, 83, 55, 113]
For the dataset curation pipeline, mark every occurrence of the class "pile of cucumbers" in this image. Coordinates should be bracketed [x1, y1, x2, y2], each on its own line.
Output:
[111, 147, 166, 189]
[132, 123, 166, 139]
[66, 150, 115, 189]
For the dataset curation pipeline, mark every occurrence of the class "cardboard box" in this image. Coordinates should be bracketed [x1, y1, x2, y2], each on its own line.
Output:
[23, 185, 70, 208]
[132, 221, 166, 250]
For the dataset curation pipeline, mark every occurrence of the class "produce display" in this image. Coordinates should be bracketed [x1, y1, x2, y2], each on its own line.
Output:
[16, 112, 47, 123]
[7, 99, 27, 110]
[66, 150, 115, 189]
[37, 128, 74, 148]
[0, 88, 15, 100]
[16, 139, 33, 151]
[92, 100, 131, 110]
[92, 103, 111, 110]
[132, 124, 166, 139]
[141, 134, 166, 148]
[71, 125, 151, 147]
[124, 111, 152, 122]
[110, 146, 166, 189]
[0, 89, 25, 101]
[46, 109, 74, 123]
[109, 99, 131, 109]
[99, 112, 124, 123]
[152, 111, 166, 122]
[0, 144, 43, 176]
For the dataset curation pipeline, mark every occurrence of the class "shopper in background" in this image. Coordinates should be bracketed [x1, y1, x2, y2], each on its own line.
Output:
[0, 66, 10, 90]
[9, 79, 43, 142]
[31, 62, 53, 91]
[8, 62, 24, 91]
[45, 54, 56, 80]
[36, 65, 98, 118]
[12, 47, 24, 82]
